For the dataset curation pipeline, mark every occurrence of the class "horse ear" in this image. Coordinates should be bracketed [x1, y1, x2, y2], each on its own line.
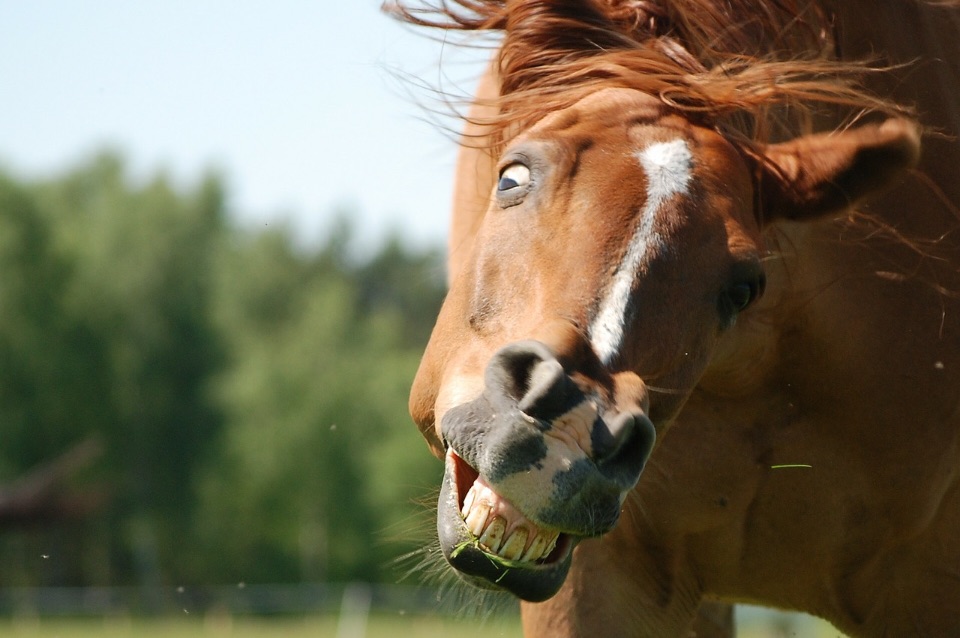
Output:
[755, 118, 921, 222]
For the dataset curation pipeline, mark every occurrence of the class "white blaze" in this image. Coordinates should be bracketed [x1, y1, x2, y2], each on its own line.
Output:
[589, 139, 693, 365]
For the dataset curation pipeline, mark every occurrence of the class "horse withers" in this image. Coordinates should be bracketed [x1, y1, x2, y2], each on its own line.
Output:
[389, 1, 960, 636]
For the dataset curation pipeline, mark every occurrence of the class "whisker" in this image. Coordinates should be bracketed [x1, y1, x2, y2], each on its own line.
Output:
[645, 384, 692, 396]
[385, 488, 520, 621]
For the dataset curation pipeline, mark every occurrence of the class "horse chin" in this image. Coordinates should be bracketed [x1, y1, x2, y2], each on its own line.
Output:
[436, 450, 577, 602]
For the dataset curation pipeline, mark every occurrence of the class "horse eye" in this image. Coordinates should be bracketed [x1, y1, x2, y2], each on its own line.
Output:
[728, 283, 756, 311]
[497, 163, 531, 192]
[726, 274, 765, 312]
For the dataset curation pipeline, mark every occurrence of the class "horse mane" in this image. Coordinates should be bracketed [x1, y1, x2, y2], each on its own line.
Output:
[386, 0, 921, 148]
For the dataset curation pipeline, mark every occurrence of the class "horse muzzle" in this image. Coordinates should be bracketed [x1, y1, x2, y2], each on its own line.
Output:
[435, 339, 656, 601]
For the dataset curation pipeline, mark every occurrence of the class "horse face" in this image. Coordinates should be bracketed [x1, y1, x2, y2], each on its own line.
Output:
[410, 88, 920, 600]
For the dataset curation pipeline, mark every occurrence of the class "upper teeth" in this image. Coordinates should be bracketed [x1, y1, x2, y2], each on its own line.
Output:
[460, 481, 560, 563]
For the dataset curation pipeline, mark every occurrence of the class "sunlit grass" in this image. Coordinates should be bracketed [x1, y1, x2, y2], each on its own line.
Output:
[0, 613, 524, 638]
[0, 609, 848, 637]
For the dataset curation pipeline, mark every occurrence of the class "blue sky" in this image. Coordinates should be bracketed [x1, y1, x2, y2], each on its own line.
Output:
[0, 2, 490, 252]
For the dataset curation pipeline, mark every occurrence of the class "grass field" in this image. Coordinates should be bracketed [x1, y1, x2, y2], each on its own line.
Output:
[0, 614, 522, 638]
[0, 612, 848, 638]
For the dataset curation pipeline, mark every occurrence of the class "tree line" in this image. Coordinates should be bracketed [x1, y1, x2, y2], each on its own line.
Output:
[0, 151, 447, 588]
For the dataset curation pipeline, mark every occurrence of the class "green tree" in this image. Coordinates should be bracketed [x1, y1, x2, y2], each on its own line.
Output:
[0, 152, 447, 589]
[0, 174, 100, 475]
[195, 225, 444, 584]
[0, 152, 228, 586]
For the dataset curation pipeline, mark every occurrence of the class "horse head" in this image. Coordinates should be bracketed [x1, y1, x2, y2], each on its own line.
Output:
[397, 1, 921, 603]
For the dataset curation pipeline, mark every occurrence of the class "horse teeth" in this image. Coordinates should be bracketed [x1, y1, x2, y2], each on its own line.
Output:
[541, 531, 559, 558]
[479, 516, 506, 553]
[464, 501, 490, 537]
[530, 530, 560, 562]
[461, 484, 478, 518]
[521, 532, 547, 562]
[497, 528, 528, 561]
[457, 480, 561, 562]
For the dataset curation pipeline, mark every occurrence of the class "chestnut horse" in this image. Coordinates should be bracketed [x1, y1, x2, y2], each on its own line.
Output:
[388, 1, 960, 635]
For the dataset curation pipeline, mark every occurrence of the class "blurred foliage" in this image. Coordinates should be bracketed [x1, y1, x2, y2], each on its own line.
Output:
[0, 152, 447, 587]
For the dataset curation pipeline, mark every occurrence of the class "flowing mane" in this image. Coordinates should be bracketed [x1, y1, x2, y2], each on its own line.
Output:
[387, 0, 914, 149]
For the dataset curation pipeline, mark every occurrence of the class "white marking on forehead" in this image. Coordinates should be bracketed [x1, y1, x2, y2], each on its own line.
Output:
[638, 139, 695, 202]
[589, 139, 693, 366]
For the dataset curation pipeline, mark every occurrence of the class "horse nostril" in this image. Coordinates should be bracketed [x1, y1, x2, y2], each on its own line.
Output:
[483, 340, 654, 486]
[485, 341, 585, 422]
[518, 359, 574, 419]
[594, 411, 656, 486]
[591, 411, 636, 461]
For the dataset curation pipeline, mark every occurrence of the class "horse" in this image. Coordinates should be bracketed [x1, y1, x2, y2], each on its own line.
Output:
[386, 1, 960, 635]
